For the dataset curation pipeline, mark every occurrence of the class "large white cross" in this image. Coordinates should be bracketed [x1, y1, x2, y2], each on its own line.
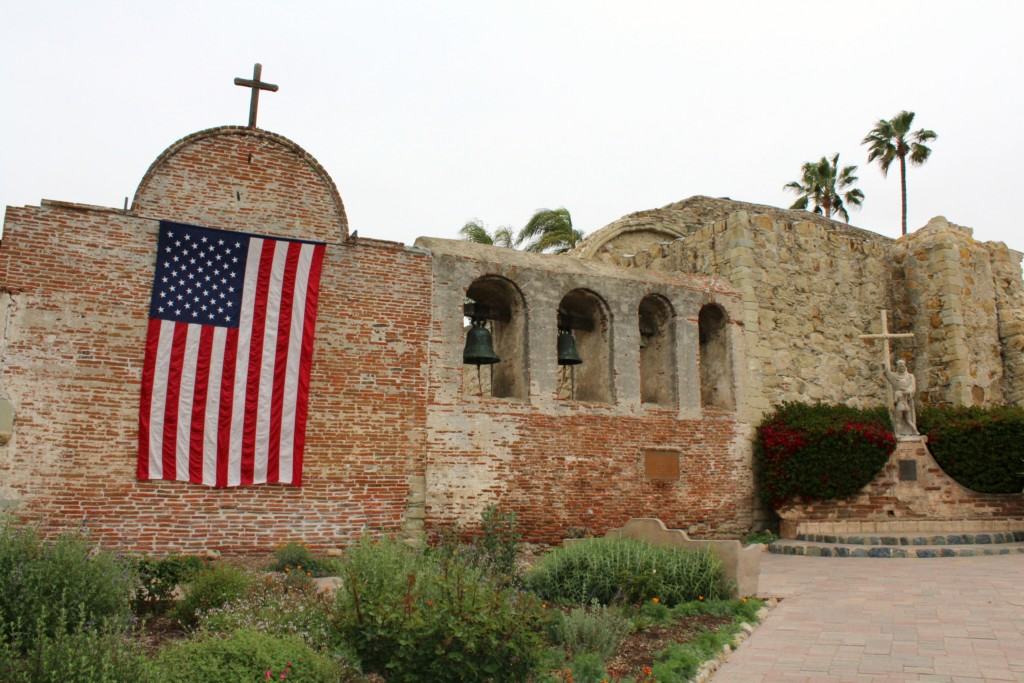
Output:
[859, 309, 914, 371]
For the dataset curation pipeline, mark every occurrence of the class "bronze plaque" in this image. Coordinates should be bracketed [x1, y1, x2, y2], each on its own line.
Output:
[644, 450, 680, 481]
[898, 459, 917, 481]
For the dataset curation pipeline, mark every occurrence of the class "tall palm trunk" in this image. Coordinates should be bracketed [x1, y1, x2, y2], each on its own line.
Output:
[899, 155, 908, 236]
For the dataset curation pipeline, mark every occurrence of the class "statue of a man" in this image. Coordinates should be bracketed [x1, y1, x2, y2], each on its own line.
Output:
[883, 359, 918, 436]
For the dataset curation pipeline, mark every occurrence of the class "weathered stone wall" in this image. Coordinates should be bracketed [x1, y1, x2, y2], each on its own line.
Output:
[418, 239, 755, 541]
[892, 217, 1009, 406]
[590, 210, 1024, 415]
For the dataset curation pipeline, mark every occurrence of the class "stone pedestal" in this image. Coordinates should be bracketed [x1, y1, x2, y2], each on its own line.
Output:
[778, 437, 1024, 539]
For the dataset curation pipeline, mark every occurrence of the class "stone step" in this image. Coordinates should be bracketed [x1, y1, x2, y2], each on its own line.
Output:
[768, 539, 1024, 558]
[795, 530, 1024, 546]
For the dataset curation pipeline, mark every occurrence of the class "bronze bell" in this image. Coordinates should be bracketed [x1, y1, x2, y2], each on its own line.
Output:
[557, 328, 582, 365]
[463, 319, 500, 365]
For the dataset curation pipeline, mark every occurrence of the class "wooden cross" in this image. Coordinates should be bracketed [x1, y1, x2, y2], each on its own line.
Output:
[233, 63, 278, 129]
[859, 309, 914, 371]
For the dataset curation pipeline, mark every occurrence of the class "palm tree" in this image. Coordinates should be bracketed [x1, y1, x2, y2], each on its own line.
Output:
[458, 219, 515, 248]
[862, 111, 937, 235]
[515, 208, 584, 254]
[783, 154, 864, 223]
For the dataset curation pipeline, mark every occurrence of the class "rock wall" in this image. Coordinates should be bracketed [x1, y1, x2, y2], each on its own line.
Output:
[589, 210, 1024, 416]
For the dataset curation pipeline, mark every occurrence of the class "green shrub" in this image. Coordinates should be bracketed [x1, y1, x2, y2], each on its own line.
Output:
[334, 537, 544, 682]
[199, 573, 335, 651]
[525, 537, 727, 607]
[545, 602, 630, 660]
[151, 629, 351, 683]
[472, 505, 521, 580]
[569, 652, 608, 683]
[0, 524, 135, 653]
[754, 402, 895, 507]
[1, 621, 153, 683]
[174, 563, 255, 628]
[133, 554, 205, 612]
[919, 405, 1024, 493]
[268, 542, 339, 578]
[652, 624, 739, 681]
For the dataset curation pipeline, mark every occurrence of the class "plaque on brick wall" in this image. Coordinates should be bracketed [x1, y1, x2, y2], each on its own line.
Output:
[898, 459, 917, 481]
[644, 449, 680, 481]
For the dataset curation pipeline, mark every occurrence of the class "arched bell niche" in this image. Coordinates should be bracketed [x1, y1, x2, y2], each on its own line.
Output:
[639, 294, 676, 406]
[463, 275, 528, 400]
[698, 303, 735, 410]
[556, 289, 612, 403]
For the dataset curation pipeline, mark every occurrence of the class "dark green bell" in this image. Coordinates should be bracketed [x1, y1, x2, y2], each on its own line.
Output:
[557, 328, 582, 365]
[463, 319, 500, 365]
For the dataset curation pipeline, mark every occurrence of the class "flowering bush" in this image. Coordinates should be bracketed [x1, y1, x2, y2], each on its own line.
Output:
[174, 563, 255, 628]
[754, 402, 894, 507]
[919, 405, 1024, 493]
[198, 573, 335, 652]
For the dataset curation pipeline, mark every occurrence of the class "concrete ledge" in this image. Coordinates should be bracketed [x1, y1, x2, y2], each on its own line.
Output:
[603, 517, 760, 597]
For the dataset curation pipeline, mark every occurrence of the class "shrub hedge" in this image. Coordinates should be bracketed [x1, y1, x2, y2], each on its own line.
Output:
[754, 402, 895, 508]
[525, 537, 727, 606]
[919, 405, 1024, 493]
[334, 537, 544, 683]
[0, 524, 135, 654]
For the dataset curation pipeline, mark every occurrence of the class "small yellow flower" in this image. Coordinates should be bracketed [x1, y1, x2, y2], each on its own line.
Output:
[698, 595, 705, 601]
[651, 596, 660, 604]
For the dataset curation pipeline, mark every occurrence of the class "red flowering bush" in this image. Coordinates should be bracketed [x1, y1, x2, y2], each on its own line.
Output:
[755, 402, 895, 508]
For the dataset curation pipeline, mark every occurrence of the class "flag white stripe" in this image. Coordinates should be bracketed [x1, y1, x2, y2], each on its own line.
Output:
[175, 324, 201, 480]
[278, 244, 314, 484]
[228, 238, 265, 486]
[253, 243, 288, 484]
[148, 320, 175, 479]
[202, 327, 227, 486]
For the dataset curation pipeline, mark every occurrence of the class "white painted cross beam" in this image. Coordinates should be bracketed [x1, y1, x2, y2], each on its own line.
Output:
[859, 309, 914, 371]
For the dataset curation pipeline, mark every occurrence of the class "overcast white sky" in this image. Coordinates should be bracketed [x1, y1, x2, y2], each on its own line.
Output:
[2, 1, 1022, 248]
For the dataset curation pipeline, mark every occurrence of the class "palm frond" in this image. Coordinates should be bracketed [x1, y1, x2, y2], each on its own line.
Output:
[459, 220, 493, 245]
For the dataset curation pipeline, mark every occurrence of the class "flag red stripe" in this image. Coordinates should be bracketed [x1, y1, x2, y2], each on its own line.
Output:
[188, 325, 214, 483]
[161, 322, 188, 480]
[267, 241, 302, 483]
[241, 240, 276, 486]
[137, 317, 162, 480]
[216, 327, 239, 488]
[292, 244, 325, 486]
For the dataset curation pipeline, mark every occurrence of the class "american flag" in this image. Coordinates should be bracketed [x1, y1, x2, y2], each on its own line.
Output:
[138, 221, 326, 487]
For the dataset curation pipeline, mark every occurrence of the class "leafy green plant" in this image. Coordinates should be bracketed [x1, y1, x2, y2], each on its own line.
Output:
[1, 620, 153, 683]
[525, 537, 727, 607]
[919, 405, 1024, 493]
[471, 505, 521, 581]
[0, 524, 135, 653]
[545, 602, 630, 660]
[151, 628, 352, 683]
[198, 573, 335, 651]
[754, 402, 894, 507]
[334, 537, 545, 682]
[742, 529, 777, 545]
[268, 542, 339, 578]
[569, 651, 608, 683]
[133, 554, 205, 612]
[174, 563, 255, 628]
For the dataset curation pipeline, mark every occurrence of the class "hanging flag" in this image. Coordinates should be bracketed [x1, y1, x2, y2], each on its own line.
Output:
[138, 221, 326, 487]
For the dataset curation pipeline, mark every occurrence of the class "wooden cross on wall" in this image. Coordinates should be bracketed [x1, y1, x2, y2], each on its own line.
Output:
[233, 63, 279, 128]
[859, 309, 914, 371]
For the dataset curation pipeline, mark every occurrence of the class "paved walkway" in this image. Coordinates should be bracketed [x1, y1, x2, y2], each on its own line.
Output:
[712, 553, 1024, 682]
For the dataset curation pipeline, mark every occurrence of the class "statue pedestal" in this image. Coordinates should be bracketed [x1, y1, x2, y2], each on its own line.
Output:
[777, 437, 1024, 539]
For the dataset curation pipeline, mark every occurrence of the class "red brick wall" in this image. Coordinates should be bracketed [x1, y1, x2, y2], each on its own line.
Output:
[0, 202, 428, 554]
[425, 407, 750, 543]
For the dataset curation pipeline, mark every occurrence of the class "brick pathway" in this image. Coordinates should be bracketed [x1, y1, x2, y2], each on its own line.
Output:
[712, 553, 1024, 682]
